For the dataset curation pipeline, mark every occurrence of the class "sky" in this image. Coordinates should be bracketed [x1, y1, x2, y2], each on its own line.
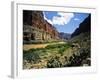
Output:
[43, 11, 90, 34]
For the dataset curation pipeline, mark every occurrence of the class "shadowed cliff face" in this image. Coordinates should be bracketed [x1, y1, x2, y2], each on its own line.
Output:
[23, 11, 44, 26]
[71, 14, 91, 38]
[23, 10, 32, 25]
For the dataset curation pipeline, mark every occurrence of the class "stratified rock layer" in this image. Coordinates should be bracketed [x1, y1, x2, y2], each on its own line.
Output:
[23, 10, 59, 43]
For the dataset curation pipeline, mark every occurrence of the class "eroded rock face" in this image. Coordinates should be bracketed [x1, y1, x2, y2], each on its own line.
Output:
[23, 10, 59, 43]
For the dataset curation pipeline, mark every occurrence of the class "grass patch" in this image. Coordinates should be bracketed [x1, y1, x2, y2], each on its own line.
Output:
[23, 42, 71, 65]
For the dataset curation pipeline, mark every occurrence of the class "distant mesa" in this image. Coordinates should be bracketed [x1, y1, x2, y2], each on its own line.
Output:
[59, 32, 71, 40]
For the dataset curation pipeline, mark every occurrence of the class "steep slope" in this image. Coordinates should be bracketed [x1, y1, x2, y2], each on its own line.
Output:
[71, 14, 91, 38]
[23, 10, 59, 43]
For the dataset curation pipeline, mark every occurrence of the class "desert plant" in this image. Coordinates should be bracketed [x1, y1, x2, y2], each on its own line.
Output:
[47, 56, 62, 68]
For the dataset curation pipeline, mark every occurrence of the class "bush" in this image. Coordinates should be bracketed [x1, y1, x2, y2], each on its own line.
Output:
[47, 56, 62, 68]
[23, 50, 40, 63]
[65, 48, 90, 67]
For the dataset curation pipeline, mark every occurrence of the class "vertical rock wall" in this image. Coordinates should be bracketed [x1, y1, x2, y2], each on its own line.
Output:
[23, 10, 59, 43]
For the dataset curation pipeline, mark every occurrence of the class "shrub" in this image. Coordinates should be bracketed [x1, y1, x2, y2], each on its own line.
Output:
[23, 50, 40, 63]
[65, 47, 90, 67]
[47, 56, 62, 68]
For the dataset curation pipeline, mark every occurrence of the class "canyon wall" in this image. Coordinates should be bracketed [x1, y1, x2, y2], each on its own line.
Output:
[23, 10, 59, 43]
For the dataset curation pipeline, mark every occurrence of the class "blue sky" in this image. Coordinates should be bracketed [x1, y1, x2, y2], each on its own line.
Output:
[43, 11, 90, 34]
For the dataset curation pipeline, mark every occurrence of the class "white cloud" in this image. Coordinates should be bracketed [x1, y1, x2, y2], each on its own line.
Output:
[43, 12, 53, 25]
[74, 18, 80, 21]
[44, 12, 74, 25]
[52, 12, 74, 25]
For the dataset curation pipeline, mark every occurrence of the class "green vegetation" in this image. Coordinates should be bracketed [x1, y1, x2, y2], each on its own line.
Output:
[23, 42, 71, 69]
[23, 32, 91, 69]
[64, 47, 91, 67]
[23, 40, 61, 44]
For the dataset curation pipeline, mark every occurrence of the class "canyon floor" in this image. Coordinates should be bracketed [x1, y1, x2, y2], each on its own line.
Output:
[23, 33, 90, 69]
[23, 41, 66, 50]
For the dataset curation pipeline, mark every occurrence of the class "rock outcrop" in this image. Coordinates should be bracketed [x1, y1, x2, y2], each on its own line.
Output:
[23, 10, 59, 43]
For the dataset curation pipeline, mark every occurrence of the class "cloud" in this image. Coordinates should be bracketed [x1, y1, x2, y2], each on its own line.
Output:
[52, 12, 74, 25]
[43, 12, 53, 25]
[44, 12, 74, 25]
[74, 18, 80, 21]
